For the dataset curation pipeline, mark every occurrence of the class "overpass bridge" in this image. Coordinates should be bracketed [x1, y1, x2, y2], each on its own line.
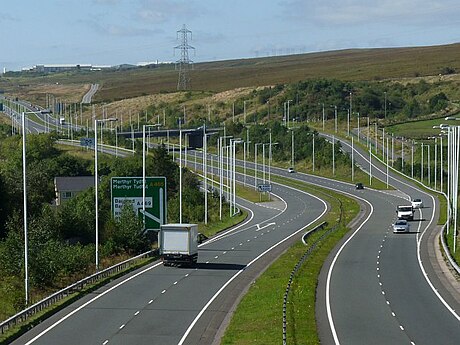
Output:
[118, 127, 221, 149]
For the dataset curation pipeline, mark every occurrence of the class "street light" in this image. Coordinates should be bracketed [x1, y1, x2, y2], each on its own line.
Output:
[142, 123, 161, 230]
[95, 117, 117, 271]
[287, 100, 293, 128]
[255, 143, 263, 189]
[21, 111, 41, 305]
[231, 139, 244, 215]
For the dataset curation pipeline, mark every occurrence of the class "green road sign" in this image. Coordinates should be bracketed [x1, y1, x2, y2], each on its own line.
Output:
[111, 177, 167, 231]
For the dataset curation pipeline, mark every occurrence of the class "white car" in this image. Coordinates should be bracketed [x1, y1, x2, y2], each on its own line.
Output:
[393, 220, 410, 233]
[288, 167, 295, 173]
[411, 198, 423, 209]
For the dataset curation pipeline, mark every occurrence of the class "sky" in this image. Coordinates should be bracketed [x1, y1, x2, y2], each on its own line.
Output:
[1, 0, 460, 71]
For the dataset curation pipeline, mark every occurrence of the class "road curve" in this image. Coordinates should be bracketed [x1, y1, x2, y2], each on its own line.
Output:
[12, 163, 328, 345]
[314, 133, 460, 344]
[82, 83, 99, 104]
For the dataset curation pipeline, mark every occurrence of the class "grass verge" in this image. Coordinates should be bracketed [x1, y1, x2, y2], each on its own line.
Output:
[221, 175, 359, 344]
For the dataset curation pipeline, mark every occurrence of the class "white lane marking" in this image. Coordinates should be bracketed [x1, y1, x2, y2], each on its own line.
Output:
[24, 261, 163, 344]
[134, 311, 140, 316]
[392, 312, 396, 317]
[326, 194, 374, 345]
[416, 193, 460, 321]
[148, 299, 153, 304]
[214, 256, 219, 259]
[185, 273, 189, 277]
[331, 135, 460, 322]
[400, 326, 404, 331]
[174, 281, 178, 285]
[103, 341, 109, 345]
[119, 324, 125, 330]
[231, 247, 235, 250]
[161, 289, 166, 294]
[223, 251, 227, 254]
[177, 187, 328, 345]
[256, 222, 276, 231]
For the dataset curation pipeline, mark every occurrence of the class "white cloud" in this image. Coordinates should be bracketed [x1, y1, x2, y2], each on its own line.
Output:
[82, 17, 162, 37]
[136, 0, 204, 24]
[281, 0, 460, 26]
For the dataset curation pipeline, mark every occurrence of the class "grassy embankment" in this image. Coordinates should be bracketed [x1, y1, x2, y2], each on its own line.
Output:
[222, 173, 359, 344]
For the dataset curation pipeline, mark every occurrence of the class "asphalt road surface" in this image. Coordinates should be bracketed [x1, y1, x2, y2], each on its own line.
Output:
[12, 166, 328, 345]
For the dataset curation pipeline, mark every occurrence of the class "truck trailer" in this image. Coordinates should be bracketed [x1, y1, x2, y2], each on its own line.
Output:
[159, 223, 198, 266]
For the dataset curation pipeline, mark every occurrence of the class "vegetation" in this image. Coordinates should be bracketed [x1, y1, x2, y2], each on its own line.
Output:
[222, 175, 359, 344]
[4, 43, 460, 103]
[0, 131, 233, 320]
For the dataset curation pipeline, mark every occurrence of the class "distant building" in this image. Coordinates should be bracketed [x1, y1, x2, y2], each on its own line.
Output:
[22, 64, 112, 73]
[54, 176, 94, 206]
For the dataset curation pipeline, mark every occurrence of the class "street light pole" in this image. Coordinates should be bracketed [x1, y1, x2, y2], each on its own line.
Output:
[351, 136, 354, 181]
[21, 112, 29, 305]
[255, 143, 262, 190]
[334, 105, 337, 133]
[143, 123, 161, 230]
[322, 103, 325, 131]
[95, 117, 117, 272]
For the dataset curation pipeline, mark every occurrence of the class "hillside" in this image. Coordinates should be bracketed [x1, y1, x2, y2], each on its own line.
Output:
[1, 43, 460, 104]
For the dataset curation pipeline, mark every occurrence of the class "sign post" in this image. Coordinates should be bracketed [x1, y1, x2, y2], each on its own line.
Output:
[80, 137, 95, 147]
[257, 184, 272, 193]
[111, 177, 167, 231]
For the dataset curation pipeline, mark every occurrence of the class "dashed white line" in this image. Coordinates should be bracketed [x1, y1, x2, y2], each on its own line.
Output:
[392, 312, 396, 317]
[119, 324, 125, 329]
[223, 251, 227, 254]
[134, 311, 140, 316]
[103, 340, 109, 345]
[149, 299, 153, 304]
[214, 256, 219, 259]
[174, 281, 178, 285]
[185, 273, 189, 277]
[400, 325, 405, 331]
[161, 289, 166, 294]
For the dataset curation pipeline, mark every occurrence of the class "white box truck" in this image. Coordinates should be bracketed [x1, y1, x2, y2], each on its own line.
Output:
[159, 223, 198, 266]
[396, 205, 414, 221]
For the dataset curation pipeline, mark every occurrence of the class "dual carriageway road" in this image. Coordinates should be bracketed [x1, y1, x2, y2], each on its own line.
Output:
[4, 105, 460, 344]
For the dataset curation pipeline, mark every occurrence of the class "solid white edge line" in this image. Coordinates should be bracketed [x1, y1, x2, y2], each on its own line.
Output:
[177, 184, 328, 345]
[417, 194, 460, 321]
[325, 134, 460, 322]
[325, 192, 374, 345]
[24, 262, 163, 344]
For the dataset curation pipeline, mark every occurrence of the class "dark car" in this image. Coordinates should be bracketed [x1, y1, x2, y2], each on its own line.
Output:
[355, 182, 364, 190]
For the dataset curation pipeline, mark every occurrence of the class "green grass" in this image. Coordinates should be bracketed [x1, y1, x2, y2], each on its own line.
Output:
[386, 117, 455, 139]
[445, 230, 460, 268]
[199, 210, 247, 239]
[222, 175, 359, 345]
